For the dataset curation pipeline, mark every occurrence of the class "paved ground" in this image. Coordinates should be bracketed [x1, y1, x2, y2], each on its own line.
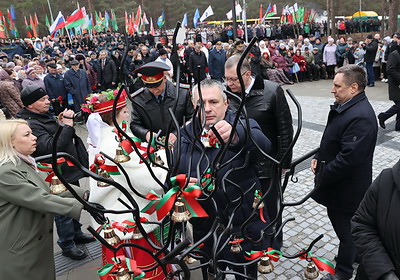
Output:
[55, 79, 399, 279]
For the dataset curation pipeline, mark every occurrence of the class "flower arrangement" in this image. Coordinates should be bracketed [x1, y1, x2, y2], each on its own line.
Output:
[81, 88, 127, 114]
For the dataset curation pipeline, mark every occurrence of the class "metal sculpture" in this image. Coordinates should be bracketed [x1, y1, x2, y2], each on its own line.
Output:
[35, 22, 334, 280]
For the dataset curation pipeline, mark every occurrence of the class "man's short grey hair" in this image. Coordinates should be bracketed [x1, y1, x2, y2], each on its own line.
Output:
[335, 64, 367, 92]
[225, 54, 251, 73]
[192, 79, 227, 104]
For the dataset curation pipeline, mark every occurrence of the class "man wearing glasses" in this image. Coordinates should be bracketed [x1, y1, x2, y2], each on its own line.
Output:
[224, 55, 294, 250]
[131, 61, 194, 144]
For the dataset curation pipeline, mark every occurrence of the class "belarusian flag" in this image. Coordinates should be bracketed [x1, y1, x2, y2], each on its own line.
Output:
[65, 7, 86, 29]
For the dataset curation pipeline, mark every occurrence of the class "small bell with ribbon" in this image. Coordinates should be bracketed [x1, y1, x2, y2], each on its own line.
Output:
[252, 190, 265, 209]
[171, 197, 192, 223]
[304, 259, 319, 279]
[116, 266, 132, 280]
[299, 251, 335, 277]
[131, 227, 143, 240]
[258, 253, 274, 274]
[50, 176, 68, 194]
[97, 169, 113, 187]
[229, 238, 243, 253]
[114, 146, 130, 163]
[103, 226, 121, 246]
[152, 152, 164, 167]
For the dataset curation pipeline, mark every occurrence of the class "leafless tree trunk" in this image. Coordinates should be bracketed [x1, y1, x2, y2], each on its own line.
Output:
[388, 0, 399, 35]
[327, 0, 336, 37]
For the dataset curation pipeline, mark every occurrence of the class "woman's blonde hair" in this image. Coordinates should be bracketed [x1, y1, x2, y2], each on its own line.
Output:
[0, 119, 28, 166]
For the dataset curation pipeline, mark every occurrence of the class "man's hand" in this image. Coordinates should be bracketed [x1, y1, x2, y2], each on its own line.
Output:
[311, 158, 318, 174]
[58, 109, 74, 127]
[208, 120, 238, 145]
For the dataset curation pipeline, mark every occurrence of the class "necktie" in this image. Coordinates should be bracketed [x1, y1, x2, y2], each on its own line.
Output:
[158, 95, 163, 104]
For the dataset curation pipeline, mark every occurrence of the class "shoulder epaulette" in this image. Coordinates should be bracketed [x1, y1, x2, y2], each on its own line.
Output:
[173, 82, 191, 90]
[131, 87, 145, 98]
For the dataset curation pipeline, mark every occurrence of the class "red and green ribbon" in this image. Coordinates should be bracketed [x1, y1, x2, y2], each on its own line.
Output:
[200, 168, 214, 191]
[299, 251, 335, 275]
[36, 157, 74, 182]
[110, 218, 149, 234]
[141, 174, 208, 220]
[113, 122, 157, 164]
[228, 238, 245, 244]
[245, 248, 283, 262]
[254, 190, 266, 223]
[200, 133, 220, 148]
[97, 255, 145, 279]
[90, 154, 120, 175]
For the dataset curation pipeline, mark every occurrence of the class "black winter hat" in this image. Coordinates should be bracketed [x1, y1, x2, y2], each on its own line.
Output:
[21, 85, 47, 107]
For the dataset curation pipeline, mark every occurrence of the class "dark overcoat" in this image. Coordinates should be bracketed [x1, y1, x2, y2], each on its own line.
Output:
[312, 92, 378, 213]
[387, 49, 400, 102]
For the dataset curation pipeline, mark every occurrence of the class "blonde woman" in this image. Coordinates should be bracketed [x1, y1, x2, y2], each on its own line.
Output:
[0, 119, 90, 280]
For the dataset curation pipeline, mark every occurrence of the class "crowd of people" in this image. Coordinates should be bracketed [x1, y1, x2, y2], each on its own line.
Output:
[0, 24, 400, 280]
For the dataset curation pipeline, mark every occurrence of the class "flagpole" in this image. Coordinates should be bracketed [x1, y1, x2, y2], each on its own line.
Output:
[232, 0, 237, 40]
[47, 0, 54, 21]
[243, 0, 247, 43]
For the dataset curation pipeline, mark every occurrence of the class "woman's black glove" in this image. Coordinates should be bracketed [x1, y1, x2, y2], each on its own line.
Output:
[84, 202, 107, 225]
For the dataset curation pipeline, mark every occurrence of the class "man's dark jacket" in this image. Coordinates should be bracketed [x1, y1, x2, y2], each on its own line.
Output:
[188, 51, 208, 82]
[228, 76, 293, 178]
[176, 110, 271, 258]
[387, 48, 400, 102]
[16, 108, 88, 183]
[44, 73, 67, 101]
[352, 160, 400, 279]
[130, 80, 194, 141]
[364, 39, 378, 64]
[208, 47, 226, 80]
[97, 58, 117, 85]
[312, 92, 378, 213]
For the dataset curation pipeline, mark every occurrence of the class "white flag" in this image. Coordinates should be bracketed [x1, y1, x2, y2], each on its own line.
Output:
[200, 5, 214, 22]
[226, 4, 243, 20]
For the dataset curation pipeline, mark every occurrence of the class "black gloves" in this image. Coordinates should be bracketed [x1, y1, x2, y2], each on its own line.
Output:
[382, 271, 399, 280]
[84, 202, 106, 225]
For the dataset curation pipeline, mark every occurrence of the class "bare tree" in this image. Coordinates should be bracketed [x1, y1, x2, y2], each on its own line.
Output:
[387, 0, 400, 35]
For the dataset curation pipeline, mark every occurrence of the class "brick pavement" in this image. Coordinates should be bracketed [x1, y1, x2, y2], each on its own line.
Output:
[56, 80, 399, 279]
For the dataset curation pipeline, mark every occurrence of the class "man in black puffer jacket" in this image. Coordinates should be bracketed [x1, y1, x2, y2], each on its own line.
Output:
[16, 85, 95, 261]
[352, 160, 400, 280]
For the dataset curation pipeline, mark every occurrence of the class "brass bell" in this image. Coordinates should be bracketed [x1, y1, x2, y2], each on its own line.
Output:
[252, 196, 265, 209]
[116, 266, 132, 280]
[114, 147, 130, 163]
[97, 169, 113, 187]
[171, 197, 192, 222]
[103, 226, 121, 246]
[230, 240, 242, 253]
[131, 227, 143, 240]
[304, 260, 319, 279]
[50, 176, 68, 194]
[258, 255, 274, 274]
[152, 153, 164, 166]
[184, 255, 197, 264]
